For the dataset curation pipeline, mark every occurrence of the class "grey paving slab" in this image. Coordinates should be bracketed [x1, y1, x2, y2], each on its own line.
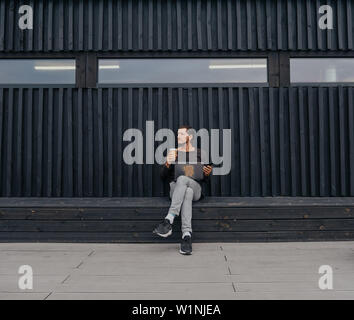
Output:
[221, 246, 354, 255]
[228, 266, 354, 275]
[222, 252, 354, 261]
[229, 272, 354, 283]
[0, 251, 90, 258]
[0, 275, 67, 293]
[0, 260, 82, 275]
[0, 255, 83, 264]
[220, 241, 354, 249]
[47, 292, 239, 300]
[46, 290, 354, 300]
[0, 243, 94, 251]
[0, 293, 51, 300]
[76, 264, 230, 276]
[234, 280, 354, 292]
[232, 291, 354, 300]
[0, 247, 94, 276]
[0, 241, 353, 300]
[55, 281, 234, 294]
[64, 273, 230, 283]
[0, 262, 75, 276]
[85, 256, 225, 266]
[228, 260, 354, 271]
[90, 249, 223, 258]
[89, 243, 222, 252]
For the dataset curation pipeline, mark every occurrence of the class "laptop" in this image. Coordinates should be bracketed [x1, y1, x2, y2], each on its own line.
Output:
[174, 163, 204, 181]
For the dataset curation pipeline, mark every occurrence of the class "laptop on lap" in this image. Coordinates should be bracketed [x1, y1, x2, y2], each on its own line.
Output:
[174, 163, 204, 181]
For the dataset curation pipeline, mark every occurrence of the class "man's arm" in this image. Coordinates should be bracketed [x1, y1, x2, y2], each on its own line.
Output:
[160, 162, 173, 180]
[161, 149, 177, 180]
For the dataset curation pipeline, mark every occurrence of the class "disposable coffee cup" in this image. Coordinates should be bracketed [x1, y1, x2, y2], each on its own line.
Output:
[169, 148, 178, 163]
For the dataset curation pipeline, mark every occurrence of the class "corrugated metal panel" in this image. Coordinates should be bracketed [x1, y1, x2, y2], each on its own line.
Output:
[0, 0, 353, 52]
[1, 87, 354, 197]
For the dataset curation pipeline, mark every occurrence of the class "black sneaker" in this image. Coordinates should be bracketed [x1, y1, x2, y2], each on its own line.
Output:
[153, 219, 172, 238]
[180, 235, 192, 255]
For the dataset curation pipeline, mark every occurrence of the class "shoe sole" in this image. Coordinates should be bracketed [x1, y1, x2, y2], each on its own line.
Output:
[179, 249, 192, 255]
[153, 229, 172, 238]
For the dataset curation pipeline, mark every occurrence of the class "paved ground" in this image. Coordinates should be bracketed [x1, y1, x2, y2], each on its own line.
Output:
[0, 241, 354, 300]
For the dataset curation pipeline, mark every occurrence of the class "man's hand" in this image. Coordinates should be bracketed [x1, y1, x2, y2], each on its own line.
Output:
[203, 165, 212, 176]
[166, 149, 177, 165]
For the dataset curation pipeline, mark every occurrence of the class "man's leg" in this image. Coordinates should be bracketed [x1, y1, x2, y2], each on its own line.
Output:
[179, 183, 201, 255]
[180, 187, 194, 237]
[180, 185, 201, 237]
[165, 175, 201, 224]
[153, 176, 201, 238]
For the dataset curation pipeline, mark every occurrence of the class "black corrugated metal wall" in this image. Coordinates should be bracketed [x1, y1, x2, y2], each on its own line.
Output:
[1, 87, 354, 197]
[0, 0, 353, 52]
[0, 0, 354, 197]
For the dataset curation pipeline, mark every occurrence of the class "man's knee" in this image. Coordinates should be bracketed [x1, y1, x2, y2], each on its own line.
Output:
[176, 175, 189, 185]
[184, 187, 194, 201]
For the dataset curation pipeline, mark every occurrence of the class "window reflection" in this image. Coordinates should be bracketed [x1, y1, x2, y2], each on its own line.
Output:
[0, 59, 76, 84]
[290, 58, 354, 83]
[98, 58, 268, 84]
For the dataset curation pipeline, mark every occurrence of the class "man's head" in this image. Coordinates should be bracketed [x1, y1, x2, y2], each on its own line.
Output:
[177, 125, 193, 146]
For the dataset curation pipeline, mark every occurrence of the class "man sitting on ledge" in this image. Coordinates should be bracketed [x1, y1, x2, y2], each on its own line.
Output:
[153, 125, 213, 255]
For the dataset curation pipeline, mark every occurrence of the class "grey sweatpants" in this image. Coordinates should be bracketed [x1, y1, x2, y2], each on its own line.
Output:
[167, 175, 202, 234]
